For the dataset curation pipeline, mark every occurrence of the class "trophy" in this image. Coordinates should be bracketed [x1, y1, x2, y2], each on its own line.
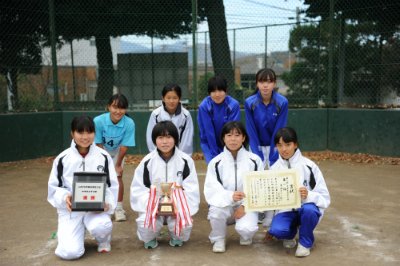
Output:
[154, 182, 175, 216]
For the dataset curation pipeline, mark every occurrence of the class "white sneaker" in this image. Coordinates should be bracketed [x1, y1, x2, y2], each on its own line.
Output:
[213, 239, 226, 253]
[98, 242, 111, 253]
[207, 212, 210, 221]
[240, 237, 252, 246]
[283, 238, 296, 248]
[295, 243, 311, 257]
[114, 208, 126, 222]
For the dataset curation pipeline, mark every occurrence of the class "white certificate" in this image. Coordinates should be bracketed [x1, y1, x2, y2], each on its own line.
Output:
[243, 168, 301, 212]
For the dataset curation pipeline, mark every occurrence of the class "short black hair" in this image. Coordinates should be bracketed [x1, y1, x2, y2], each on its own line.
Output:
[274, 127, 298, 145]
[71, 115, 95, 133]
[208, 76, 228, 94]
[108, 94, 128, 109]
[162, 84, 182, 98]
[220, 121, 249, 149]
[151, 121, 179, 147]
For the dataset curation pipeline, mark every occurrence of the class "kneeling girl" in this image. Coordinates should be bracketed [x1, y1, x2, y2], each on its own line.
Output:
[130, 121, 200, 249]
[47, 115, 119, 260]
[204, 121, 265, 253]
[267, 127, 330, 257]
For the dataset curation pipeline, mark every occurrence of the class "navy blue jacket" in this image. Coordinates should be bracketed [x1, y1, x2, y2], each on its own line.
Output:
[245, 91, 288, 166]
[198, 95, 240, 164]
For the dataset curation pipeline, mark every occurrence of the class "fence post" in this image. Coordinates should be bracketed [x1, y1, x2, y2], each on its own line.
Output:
[233, 28, 236, 88]
[192, 0, 198, 106]
[49, 0, 59, 108]
[328, 0, 335, 105]
[70, 41, 76, 101]
[265, 26, 268, 68]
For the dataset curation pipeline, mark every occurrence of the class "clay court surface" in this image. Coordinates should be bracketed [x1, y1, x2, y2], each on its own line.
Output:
[1, 155, 399, 266]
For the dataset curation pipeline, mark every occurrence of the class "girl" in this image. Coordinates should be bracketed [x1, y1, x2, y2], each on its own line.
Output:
[245, 68, 288, 169]
[130, 121, 200, 249]
[47, 115, 119, 260]
[267, 127, 330, 257]
[204, 121, 266, 253]
[94, 94, 135, 222]
[198, 76, 241, 164]
[146, 84, 194, 156]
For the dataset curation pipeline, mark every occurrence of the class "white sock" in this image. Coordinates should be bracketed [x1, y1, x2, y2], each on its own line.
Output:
[117, 202, 123, 209]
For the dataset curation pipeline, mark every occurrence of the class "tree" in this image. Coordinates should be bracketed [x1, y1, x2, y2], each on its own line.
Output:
[200, 0, 235, 94]
[0, 2, 47, 110]
[52, 0, 206, 101]
[301, 0, 400, 104]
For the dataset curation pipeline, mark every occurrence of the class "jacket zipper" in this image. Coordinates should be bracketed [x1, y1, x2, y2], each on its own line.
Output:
[165, 161, 168, 182]
[79, 157, 86, 171]
[234, 161, 237, 191]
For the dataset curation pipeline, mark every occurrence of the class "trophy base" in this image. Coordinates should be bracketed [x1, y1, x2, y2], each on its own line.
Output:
[157, 202, 175, 216]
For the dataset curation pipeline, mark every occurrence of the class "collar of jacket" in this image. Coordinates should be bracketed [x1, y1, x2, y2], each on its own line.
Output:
[222, 145, 246, 162]
[157, 146, 176, 162]
[256, 90, 276, 104]
[70, 139, 95, 156]
[280, 148, 302, 167]
[162, 102, 182, 116]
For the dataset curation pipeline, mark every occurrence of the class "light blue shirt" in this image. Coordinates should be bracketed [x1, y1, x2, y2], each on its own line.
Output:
[94, 113, 135, 150]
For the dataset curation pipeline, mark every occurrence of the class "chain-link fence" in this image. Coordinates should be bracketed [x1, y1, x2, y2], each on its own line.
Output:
[1, 0, 400, 112]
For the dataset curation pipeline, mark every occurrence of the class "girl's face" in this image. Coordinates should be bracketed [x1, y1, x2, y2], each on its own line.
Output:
[223, 129, 245, 153]
[108, 100, 126, 124]
[162, 90, 180, 115]
[276, 137, 298, 160]
[155, 133, 175, 156]
[71, 130, 95, 153]
[210, 89, 227, 104]
[256, 78, 276, 100]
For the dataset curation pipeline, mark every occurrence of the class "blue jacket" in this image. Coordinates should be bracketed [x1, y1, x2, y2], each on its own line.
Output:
[245, 91, 288, 166]
[198, 95, 240, 164]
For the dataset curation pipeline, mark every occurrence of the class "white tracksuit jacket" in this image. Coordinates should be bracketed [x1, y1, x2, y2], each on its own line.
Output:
[270, 148, 330, 216]
[146, 103, 194, 156]
[204, 146, 264, 208]
[130, 147, 200, 216]
[48, 141, 119, 215]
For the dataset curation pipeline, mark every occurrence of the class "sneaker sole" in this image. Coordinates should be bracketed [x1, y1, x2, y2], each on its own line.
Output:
[283, 239, 297, 248]
[145, 241, 158, 249]
[169, 240, 183, 247]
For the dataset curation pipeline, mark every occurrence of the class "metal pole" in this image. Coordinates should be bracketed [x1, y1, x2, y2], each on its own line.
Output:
[205, 32, 208, 94]
[49, 0, 58, 108]
[233, 29, 236, 89]
[265, 26, 268, 68]
[70, 40, 76, 101]
[152, 36, 155, 107]
[317, 21, 322, 105]
[328, 0, 335, 106]
[192, 0, 198, 106]
[337, 16, 345, 104]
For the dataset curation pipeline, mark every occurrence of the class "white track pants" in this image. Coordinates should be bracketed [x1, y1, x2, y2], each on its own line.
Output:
[55, 212, 112, 260]
[136, 212, 193, 243]
[208, 205, 259, 243]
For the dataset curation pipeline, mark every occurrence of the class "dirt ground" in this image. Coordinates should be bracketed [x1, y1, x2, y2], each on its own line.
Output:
[1, 158, 400, 266]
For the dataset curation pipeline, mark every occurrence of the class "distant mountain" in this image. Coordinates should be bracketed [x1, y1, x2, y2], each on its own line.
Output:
[120, 40, 257, 66]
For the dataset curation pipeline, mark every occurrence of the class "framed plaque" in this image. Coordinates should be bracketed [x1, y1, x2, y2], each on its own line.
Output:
[243, 168, 301, 212]
[72, 172, 107, 212]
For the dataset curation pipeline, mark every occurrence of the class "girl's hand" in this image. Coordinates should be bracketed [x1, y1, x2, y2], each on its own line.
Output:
[299, 187, 308, 200]
[115, 165, 123, 178]
[232, 191, 246, 202]
[233, 206, 246, 219]
[66, 195, 72, 212]
[103, 202, 109, 213]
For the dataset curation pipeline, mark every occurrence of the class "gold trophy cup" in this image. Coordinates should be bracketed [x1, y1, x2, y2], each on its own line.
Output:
[154, 182, 175, 216]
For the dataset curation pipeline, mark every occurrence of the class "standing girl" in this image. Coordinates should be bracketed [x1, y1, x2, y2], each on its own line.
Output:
[245, 68, 288, 169]
[94, 94, 135, 222]
[131, 121, 200, 249]
[198, 76, 241, 164]
[267, 127, 330, 257]
[146, 84, 194, 156]
[204, 121, 266, 252]
[47, 115, 119, 259]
